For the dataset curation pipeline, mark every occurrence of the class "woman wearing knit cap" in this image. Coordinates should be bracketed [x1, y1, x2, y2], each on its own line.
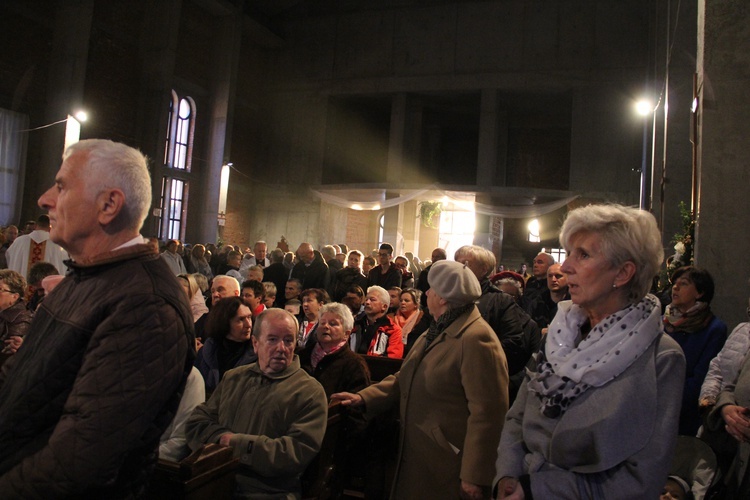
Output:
[494, 204, 685, 499]
[333, 260, 509, 500]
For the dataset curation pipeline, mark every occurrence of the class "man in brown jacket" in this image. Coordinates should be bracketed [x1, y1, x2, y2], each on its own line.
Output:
[0, 139, 194, 497]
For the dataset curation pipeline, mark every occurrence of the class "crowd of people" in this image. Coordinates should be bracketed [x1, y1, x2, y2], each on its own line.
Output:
[1, 137, 749, 499]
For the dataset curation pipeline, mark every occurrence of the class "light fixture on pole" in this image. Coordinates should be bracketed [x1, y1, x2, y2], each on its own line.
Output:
[634, 99, 655, 210]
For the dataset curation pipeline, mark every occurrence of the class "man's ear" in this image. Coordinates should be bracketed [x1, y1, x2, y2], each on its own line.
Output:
[96, 189, 126, 225]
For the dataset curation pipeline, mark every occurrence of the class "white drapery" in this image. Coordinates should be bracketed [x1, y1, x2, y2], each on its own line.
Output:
[310, 186, 579, 218]
[0, 108, 29, 226]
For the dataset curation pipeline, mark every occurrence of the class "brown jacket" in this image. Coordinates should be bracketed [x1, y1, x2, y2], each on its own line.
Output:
[359, 306, 509, 499]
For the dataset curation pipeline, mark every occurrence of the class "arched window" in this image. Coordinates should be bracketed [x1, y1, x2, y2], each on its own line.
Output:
[158, 90, 196, 240]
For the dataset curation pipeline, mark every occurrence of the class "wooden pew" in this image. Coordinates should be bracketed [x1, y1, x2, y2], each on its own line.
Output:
[302, 400, 344, 500]
[146, 444, 239, 499]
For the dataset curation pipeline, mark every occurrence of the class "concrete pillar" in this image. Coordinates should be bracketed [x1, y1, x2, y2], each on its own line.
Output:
[383, 93, 408, 251]
[136, 0, 182, 238]
[27, 0, 93, 216]
[477, 89, 498, 186]
[694, 0, 750, 328]
[200, 6, 243, 243]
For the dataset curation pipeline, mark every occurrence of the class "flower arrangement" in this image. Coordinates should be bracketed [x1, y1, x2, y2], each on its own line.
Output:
[662, 201, 695, 286]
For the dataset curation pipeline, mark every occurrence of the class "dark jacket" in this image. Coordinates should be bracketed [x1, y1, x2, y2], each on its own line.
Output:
[299, 342, 370, 398]
[263, 262, 290, 307]
[291, 253, 329, 291]
[331, 267, 368, 302]
[0, 243, 194, 498]
[667, 314, 728, 435]
[368, 265, 402, 289]
[0, 300, 33, 369]
[527, 289, 571, 329]
[194, 336, 257, 395]
[477, 278, 542, 377]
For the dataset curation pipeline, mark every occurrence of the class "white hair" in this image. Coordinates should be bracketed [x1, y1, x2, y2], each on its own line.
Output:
[319, 302, 355, 331]
[367, 285, 390, 307]
[64, 139, 151, 231]
[560, 204, 663, 303]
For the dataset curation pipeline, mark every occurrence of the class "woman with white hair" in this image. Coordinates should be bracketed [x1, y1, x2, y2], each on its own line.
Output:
[334, 260, 509, 499]
[299, 302, 370, 397]
[495, 204, 686, 499]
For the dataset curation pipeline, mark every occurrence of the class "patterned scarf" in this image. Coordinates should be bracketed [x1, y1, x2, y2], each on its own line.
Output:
[424, 303, 474, 349]
[528, 294, 663, 418]
[311, 340, 347, 369]
[663, 301, 713, 334]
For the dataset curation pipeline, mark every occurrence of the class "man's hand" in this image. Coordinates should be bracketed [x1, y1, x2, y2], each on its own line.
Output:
[2, 336, 23, 354]
[459, 480, 486, 499]
[330, 392, 364, 407]
[496, 476, 524, 500]
[722, 405, 750, 442]
[219, 433, 235, 447]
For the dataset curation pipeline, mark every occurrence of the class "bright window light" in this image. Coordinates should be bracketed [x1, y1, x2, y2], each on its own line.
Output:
[528, 219, 540, 242]
[439, 209, 476, 259]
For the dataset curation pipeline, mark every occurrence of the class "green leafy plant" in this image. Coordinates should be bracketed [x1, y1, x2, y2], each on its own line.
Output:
[418, 201, 442, 229]
[660, 201, 695, 288]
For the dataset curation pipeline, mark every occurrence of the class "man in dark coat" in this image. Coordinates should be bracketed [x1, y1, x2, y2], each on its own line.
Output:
[264, 248, 291, 307]
[367, 242, 401, 289]
[290, 243, 329, 291]
[0, 139, 194, 497]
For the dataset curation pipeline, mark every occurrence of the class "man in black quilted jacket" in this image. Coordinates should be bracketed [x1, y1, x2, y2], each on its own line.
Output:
[0, 139, 194, 498]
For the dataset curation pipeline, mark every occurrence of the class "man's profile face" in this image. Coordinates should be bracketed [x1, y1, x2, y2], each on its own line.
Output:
[211, 277, 239, 305]
[242, 288, 262, 309]
[228, 254, 241, 268]
[4, 226, 18, 243]
[533, 254, 552, 279]
[388, 289, 400, 308]
[38, 151, 99, 258]
[285, 281, 301, 300]
[364, 291, 387, 318]
[343, 292, 363, 314]
[296, 244, 314, 265]
[252, 314, 296, 375]
[254, 243, 267, 261]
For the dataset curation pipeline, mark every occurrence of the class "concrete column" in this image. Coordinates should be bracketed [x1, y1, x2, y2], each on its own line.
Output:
[386, 93, 407, 184]
[200, 6, 243, 243]
[136, 0, 182, 238]
[477, 89, 498, 187]
[694, 0, 750, 328]
[27, 0, 93, 216]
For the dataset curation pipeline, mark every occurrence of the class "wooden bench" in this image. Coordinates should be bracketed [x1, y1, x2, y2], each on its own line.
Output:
[360, 355, 402, 382]
[302, 400, 344, 500]
[146, 443, 239, 499]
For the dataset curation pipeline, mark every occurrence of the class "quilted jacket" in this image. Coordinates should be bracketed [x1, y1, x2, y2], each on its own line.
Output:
[0, 243, 194, 498]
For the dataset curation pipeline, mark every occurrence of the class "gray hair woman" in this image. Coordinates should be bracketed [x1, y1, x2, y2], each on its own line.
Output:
[334, 260, 509, 499]
[495, 204, 686, 499]
[298, 302, 370, 398]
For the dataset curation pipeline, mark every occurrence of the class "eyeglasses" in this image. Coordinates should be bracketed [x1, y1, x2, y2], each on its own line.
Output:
[0, 288, 15, 294]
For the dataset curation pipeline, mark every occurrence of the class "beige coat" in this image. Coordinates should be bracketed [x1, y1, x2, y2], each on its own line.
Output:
[359, 306, 509, 499]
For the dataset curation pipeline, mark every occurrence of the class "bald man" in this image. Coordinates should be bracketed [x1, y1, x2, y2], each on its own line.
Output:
[290, 243, 329, 291]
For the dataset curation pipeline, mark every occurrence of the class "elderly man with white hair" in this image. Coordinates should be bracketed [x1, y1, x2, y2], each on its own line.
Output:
[0, 139, 194, 497]
[349, 285, 403, 358]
